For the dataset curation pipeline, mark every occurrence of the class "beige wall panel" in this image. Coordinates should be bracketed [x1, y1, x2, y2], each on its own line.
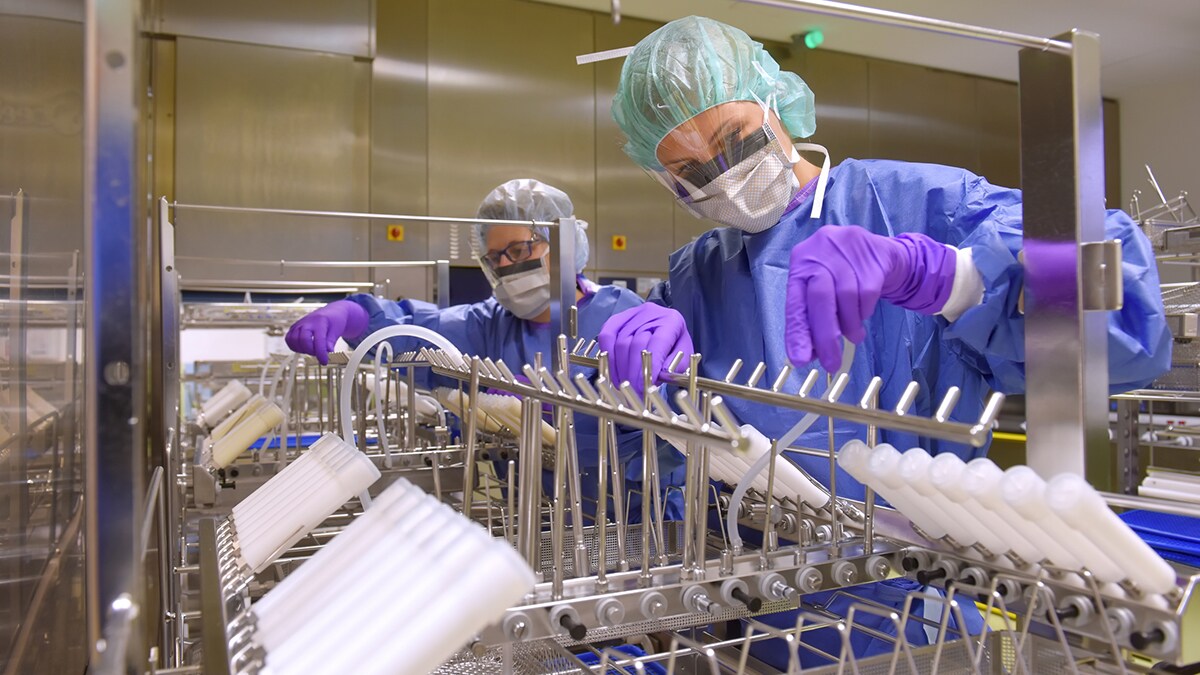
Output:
[868, 60, 979, 172]
[797, 49, 871, 163]
[1103, 98, 1121, 210]
[593, 15, 680, 274]
[174, 38, 370, 284]
[428, 0, 595, 269]
[975, 78, 1020, 189]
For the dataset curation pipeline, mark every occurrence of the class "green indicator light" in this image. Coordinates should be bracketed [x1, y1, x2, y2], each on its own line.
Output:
[804, 30, 825, 49]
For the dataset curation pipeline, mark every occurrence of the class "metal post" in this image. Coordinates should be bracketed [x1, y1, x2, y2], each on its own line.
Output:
[517, 397, 542, 575]
[85, 0, 146, 670]
[435, 259, 450, 309]
[158, 198, 182, 666]
[1019, 31, 1111, 483]
[461, 359, 481, 519]
[1115, 399, 1140, 494]
[5, 190, 30, 590]
[549, 217, 577, 372]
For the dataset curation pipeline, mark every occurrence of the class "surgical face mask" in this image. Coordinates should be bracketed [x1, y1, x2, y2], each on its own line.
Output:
[490, 257, 551, 320]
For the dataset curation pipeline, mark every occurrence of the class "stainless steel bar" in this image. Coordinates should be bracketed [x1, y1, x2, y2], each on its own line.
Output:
[174, 256, 446, 268]
[737, 0, 1072, 52]
[551, 404, 568, 598]
[827, 372, 841, 547]
[1020, 30, 1109, 482]
[550, 218, 577, 371]
[405, 366, 417, 448]
[608, 419, 629, 572]
[181, 279, 373, 290]
[428, 361, 743, 449]
[1099, 491, 1200, 519]
[462, 359, 482, 520]
[435, 259, 450, 309]
[659, 372, 988, 446]
[507, 459, 517, 547]
[681, 355, 701, 580]
[171, 201, 558, 227]
[86, 0, 146, 668]
[139, 467, 164, 562]
[566, 415, 590, 577]
[595, 359, 611, 589]
[1115, 399, 1140, 495]
[518, 398, 542, 573]
[862, 379, 881, 555]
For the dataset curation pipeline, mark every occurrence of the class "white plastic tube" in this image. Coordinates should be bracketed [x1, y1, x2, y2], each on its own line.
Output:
[859, 443, 954, 540]
[231, 434, 342, 521]
[259, 496, 443, 650]
[898, 448, 1010, 554]
[1001, 467, 1125, 582]
[928, 454, 1042, 564]
[211, 400, 285, 469]
[256, 478, 535, 675]
[267, 506, 462, 667]
[240, 460, 378, 572]
[253, 488, 430, 642]
[231, 433, 380, 573]
[1046, 473, 1177, 595]
[961, 459, 1080, 568]
[727, 342, 855, 552]
[198, 379, 252, 429]
[232, 437, 354, 532]
[356, 540, 535, 675]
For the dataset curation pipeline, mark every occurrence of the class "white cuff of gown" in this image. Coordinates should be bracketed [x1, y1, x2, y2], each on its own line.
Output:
[937, 245, 985, 323]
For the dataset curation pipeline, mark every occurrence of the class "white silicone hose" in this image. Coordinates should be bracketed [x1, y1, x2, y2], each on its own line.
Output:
[1001, 466, 1124, 582]
[899, 448, 1010, 555]
[1045, 473, 1177, 595]
[727, 342, 855, 552]
[928, 453, 1042, 564]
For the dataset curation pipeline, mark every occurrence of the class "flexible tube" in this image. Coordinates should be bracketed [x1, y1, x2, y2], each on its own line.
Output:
[727, 342, 855, 553]
[339, 326, 462, 507]
[373, 341, 394, 468]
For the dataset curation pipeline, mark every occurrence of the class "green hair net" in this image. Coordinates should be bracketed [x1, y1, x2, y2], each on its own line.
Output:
[612, 16, 816, 170]
[473, 178, 590, 273]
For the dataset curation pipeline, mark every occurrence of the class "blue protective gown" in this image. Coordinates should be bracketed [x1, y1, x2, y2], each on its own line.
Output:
[648, 158, 1171, 666]
[343, 281, 686, 521]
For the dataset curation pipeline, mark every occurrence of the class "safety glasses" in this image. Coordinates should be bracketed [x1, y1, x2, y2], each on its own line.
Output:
[479, 236, 546, 269]
[648, 98, 782, 204]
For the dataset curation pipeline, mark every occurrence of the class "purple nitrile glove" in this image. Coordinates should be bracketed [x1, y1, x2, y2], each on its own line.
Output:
[284, 300, 370, 366]
[785, 226, 956, 373]
[597, 303, 694, 398]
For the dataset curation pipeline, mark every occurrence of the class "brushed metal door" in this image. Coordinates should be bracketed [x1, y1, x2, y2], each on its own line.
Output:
[174, 37, 370, 285]
[428, 0, 595, 269]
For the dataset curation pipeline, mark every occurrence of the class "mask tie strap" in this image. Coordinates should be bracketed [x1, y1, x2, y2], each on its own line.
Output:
[792, 142, 831, 219]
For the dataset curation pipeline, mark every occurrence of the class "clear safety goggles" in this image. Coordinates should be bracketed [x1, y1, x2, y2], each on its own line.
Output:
[647, 98, 789, 203]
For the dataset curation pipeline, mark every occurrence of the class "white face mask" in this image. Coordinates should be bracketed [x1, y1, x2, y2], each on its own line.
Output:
[491, 257, 551, 319]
